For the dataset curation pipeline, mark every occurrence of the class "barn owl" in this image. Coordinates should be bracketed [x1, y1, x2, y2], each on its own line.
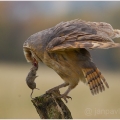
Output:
[23, 19, 120, 102]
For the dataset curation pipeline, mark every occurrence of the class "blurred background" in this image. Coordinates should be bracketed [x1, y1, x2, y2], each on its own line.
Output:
[0, 1, 120, 119]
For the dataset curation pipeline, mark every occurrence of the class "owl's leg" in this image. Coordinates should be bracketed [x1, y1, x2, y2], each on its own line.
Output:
[59, 83, 78, 103]
[46, 82, 69, 93]
[59, 86, 72, 103]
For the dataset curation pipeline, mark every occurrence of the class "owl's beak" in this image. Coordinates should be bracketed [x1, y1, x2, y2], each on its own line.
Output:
[32, 57, 38, 68]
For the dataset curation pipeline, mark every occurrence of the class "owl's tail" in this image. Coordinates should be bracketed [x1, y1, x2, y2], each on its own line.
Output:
[82, 68, 109, 95]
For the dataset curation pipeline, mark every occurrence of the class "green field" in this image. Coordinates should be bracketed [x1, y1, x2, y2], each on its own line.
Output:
[0, 63, 120, 119]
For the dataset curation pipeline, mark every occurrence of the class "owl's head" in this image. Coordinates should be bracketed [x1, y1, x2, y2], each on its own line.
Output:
[23, 31, 46, 65]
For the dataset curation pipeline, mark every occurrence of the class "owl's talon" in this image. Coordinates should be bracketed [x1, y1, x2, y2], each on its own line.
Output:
[58, 94, 72, 103]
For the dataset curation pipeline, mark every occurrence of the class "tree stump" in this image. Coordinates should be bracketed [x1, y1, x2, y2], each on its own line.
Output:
[31, 90, 73, 119]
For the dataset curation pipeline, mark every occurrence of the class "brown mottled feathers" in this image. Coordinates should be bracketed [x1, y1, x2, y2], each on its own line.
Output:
[23, 19, 120, 98]
[44, 19, 120, 95]
[82, 68, 109, 95]
[47, 33, 120, 52]
[46, 19, 120, 52]
[48, 41, 120, 52]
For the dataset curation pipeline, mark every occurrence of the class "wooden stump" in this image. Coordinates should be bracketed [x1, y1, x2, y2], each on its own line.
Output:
[31, 90, 73, 119]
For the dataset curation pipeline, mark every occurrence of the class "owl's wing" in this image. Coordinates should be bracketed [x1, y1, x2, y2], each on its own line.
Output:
[47, 32, 120, 52]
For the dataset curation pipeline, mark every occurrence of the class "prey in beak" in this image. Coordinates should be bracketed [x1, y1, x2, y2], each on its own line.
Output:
[24, 46, 40, 99]
[26, 58, 39, 99]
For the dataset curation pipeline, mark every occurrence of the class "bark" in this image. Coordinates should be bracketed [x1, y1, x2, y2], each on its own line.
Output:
[31, 90, 73, 119]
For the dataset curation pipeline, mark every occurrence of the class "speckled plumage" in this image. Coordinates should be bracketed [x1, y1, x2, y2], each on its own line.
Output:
[23, 19, 120, 102]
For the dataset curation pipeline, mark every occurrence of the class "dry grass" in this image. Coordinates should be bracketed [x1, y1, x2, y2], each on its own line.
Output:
[0, 62, 120, 118]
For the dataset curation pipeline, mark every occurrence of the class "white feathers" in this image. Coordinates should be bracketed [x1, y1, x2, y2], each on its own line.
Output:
[89, 41, 120, 49]
[113, 29, 120, 38]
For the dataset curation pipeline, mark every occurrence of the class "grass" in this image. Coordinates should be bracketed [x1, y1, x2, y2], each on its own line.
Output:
[0, 62, 120, 118]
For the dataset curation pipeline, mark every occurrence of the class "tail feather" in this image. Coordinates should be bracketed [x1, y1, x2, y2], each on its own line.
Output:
[82, 68, 109, 95]
[92, 71, 105, 92]
[91, 71, 102, 93]
[96, 68, 109, 88]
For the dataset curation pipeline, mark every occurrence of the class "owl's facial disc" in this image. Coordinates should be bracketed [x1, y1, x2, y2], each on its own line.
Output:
[23, 47, 39, 68]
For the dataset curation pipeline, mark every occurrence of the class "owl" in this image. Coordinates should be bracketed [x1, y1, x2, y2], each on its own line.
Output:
[23, 19, 120, 102]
